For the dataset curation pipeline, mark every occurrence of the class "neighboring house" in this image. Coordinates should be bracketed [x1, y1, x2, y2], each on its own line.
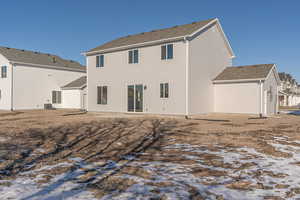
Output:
[84, 18, 279, 116]
[278, 72, 300, 107]
[0, 47, 86, 110]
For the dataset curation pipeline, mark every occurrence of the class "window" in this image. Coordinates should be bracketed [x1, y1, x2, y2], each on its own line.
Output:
[97, 86, 107, 104]
[129, 49, 139, 64]
[96, 55, 104, 67]
[0, 89, 2, 100]
[161, 44, 173, 60]
[1, 66, 7, 78]
[52, 91, 61, 104]
[160, 83, 169, 98]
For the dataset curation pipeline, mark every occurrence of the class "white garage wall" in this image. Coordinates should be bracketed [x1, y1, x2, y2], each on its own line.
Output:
[0, 54, 11, 110]
[13, 65, 85, 110]
[214, 82, 260, 114]
[62, 89, 83, 109]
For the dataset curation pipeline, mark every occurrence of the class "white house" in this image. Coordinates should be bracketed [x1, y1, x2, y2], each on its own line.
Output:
[0, 47, 86, 110]
[278, 72, 300, 107]
[84, 18, 279, 116]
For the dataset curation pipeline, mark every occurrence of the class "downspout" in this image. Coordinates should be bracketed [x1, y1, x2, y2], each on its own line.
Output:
[259, 80, 263, 117]
[184, 36, 189, 118]
[276, 85, 279, 114]
[86, 58, 89, 111]
[10, 63, 14, 111]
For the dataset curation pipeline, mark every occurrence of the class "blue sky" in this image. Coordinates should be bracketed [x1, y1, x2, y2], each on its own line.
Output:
[0, 1, 299, 81]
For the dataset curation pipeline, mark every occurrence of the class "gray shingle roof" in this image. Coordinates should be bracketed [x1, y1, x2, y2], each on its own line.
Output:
[0, 46, 86, 72]
[214, 64, 275, 81]
[62, 76, 86, 89]
[88, 18, 216, 53]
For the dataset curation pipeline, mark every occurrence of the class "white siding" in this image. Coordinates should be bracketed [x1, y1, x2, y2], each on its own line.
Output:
[62, 88, 86, 109]
[214, 82, 260, 114]
[189, 24, 233, 114]
[87, 41, 187, 115]
[0, 54, 12, 110]
[263, 69, 278, 115]
[13, 65, 85, 110]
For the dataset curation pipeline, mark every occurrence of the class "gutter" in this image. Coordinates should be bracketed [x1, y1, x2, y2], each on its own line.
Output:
[83, 36, 185, 56]
[9, 61, 86, 73]
[213, 78, 265, 84]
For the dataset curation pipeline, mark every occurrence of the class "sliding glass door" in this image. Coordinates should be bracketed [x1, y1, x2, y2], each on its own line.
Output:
[128, 84, 143, 112]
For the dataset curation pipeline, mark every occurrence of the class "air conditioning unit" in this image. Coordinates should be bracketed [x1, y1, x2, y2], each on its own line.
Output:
[44, 104, 53, 110]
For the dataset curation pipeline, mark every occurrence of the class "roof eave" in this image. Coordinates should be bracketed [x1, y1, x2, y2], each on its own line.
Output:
[9, 61, 86, 73]
[213, 78, 265, 84]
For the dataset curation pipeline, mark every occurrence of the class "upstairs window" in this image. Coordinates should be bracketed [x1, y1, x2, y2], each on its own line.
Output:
[160, 83, 169, 98]
[161, 44, 173, 60]
[129, 49, 139, 64]
[97, 86, 107, 104]
[52, 91, 62, 104]
[96, 55, 104, 67]
[1, 66, 7, 78]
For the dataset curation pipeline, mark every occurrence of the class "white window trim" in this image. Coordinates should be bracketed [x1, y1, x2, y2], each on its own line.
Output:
[1, 66, 7, 78]
[52, 91, 62, 104]
[160, 82, 169, 99]
[97, 86, 108, 105]
[96, 55, 104, 68]
[128, 49, 139, 64]
[161, 43, 174, 61]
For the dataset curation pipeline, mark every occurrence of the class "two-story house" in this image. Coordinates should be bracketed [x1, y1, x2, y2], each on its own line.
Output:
[0, 47, 86, 110]
[85, 18, 280, 116]
[278, 72, 300, 107]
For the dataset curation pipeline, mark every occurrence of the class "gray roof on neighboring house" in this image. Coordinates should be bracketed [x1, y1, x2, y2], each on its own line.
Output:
[88, 18, 216, 53]
[62, 76, 86, 89]
[214, 64, 275, 81]
[0, 46, 86, 72]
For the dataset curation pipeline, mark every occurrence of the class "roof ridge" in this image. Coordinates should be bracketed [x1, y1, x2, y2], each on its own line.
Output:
[0, 46, 58, 57]
[118, 18, 216, 40]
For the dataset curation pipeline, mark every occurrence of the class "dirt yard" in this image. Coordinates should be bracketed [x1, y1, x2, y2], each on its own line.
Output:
[0, 110, 300, 200]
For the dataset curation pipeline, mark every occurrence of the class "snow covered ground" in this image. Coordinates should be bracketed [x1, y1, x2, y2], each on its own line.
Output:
[1, 137, 300, 200]
[1, 111, 300, 200]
